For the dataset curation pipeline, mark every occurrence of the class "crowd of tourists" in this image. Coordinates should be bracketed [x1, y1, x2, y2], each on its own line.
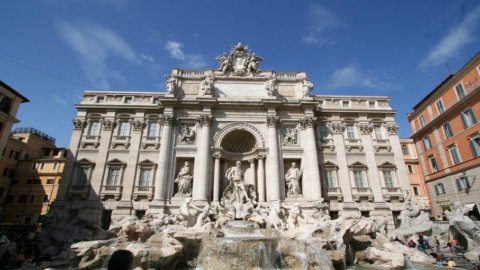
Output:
[0, 224, 45, 269]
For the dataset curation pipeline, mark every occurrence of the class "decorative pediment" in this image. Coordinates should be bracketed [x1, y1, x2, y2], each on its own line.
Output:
[378, 162, 396, 169]
[106, 158, 125, 166]
[77, 158, 95, 166]
[348, 161, 367, 168]
[138, 159, 157, 168]
[323, 161, 338, 168]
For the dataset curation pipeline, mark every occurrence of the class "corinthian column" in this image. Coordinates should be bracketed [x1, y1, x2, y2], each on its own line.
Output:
[154, 115, 174, 201]
[257, 155, 266, 202]
[266, 116, 281, 201]
[212, 153, 221, 203]
[192, 115, 212, 203]
[300, 116, 322, 200]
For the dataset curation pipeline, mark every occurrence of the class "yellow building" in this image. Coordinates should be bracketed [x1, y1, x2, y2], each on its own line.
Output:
[0, 128, 67, 224]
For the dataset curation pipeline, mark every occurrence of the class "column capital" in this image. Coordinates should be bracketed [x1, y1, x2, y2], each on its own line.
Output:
[160, 115, 175, 126]
[248, 158, 256, 163]
[102, 118, 116, 131]
[212, 152, 221, 159]
[132, 120, 145, 131]
[358, 122, 373, 135]
[386, 123, 399, 134]
[266, 116, 279, 127]
[73, 118, 86, 130]
[327, 122, 345, 134]
[196, 115, 212, 127]
[299, 116, 316, 130]
[258, 155, 266, 160]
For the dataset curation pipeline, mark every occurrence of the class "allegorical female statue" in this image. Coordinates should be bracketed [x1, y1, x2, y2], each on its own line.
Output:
[285, 162, 302, 195]
[175, 161, 193, 196]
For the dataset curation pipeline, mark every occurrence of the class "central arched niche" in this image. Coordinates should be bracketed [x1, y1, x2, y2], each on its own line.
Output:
[220, 129, 256, 153]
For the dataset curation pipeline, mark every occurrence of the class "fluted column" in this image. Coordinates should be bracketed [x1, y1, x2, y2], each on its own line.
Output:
[154, 115, 174, 201]
[212, 153, 221, 203]
[300, 116, 322, 200]
[266, 116, 282, 201]
[257, 155, 266, 202]
[192, 115, 212, 203]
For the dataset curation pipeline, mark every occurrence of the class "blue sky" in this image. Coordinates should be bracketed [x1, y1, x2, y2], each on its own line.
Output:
[1, 0, 479, 147]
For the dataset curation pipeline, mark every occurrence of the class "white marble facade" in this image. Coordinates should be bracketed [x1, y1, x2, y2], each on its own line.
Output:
[56, 44, 410, 229]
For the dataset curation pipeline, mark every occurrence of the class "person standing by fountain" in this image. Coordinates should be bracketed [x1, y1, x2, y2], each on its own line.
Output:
[285, 162, 302, 195]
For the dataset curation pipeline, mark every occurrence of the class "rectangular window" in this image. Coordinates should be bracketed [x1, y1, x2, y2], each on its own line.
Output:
[319, 124, 329, 141]
[0, 94, 13, 114]
[28, 194, 35, 204]
[470, 136, 480, 157]
[423, 136, 432, 150]
[107, 168, 121, 186]
[124, 97, 133, 104]
[326, 170, 335, 187]
[436, 99, 445, 113]
[382, 170, 394, 188]
[8, 150, 13, 158]
[448, 145, 461, 165]
[374, 126, 383, 140]
[443, 122, 454, 138]
[342, 101, 349, 107]
[435, 183, 446, 195]
[40, 163, 44, 170]
[88, 121, 101, 136]
[455, 83, 466, 100]
[429, 156, 439, 173]
[402, 145, 409, 155]
[413, 186, 419, 195]
[456, 177, 469, 191]
[353, 170, 364, 187]
[53, 163, 57, 170]
[117, 121, 130, 137]
[139, 168, 152, 186]
[96, 96, 105, 103]
[43, 195, 49, 203]
[46, 179, 55, 185]
[461, 108, 477, 129]
[346, 125, 356, 140]
[407, 164, 414, 174]
[147, 122, 159, 137]
[75, 167, 90, 185]
[369, 101, 376, 108]
[419, 115, 426, 128]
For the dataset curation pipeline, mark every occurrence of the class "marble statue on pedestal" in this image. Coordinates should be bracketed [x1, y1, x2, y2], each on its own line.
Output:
[302, 79, 313, 98]
[285, 162, 302, 196]
[200, 75, 214, 96]
[166, 76, 177, 95]
[221, 161, 257, 219]
[174, 162, 193, 196]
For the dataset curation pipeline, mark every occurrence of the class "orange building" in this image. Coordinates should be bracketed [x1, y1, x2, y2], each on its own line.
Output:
[408, 53, 480, 217]
[400, 139, 430, 211]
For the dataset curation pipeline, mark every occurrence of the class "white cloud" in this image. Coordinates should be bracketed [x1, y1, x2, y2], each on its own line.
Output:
[327, 65, 386, 89]
[53, 94, 68, 106]
[56, 21, 140, 88]
[420, 5, 480, 69]
[302, 4, 339, 46]
[140, 53, 155, 63]
[165, 40, 207, 68]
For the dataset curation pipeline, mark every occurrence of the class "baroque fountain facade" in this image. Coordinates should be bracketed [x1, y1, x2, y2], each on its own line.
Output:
[37, 44, 479, 269]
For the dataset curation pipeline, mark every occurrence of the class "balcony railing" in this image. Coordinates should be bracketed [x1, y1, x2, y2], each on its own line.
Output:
[381, 187, 404, 202]
[411, 77, 480, 134]
[81, 135, 101, 148]
[133, 185, 154, 201]
[142, 136, 161, 149]
[352, 187, 373, 202]
[100, 185, 123, 200]
[67, 185, 90, 200]
[326, 186, 343, 202]
[345, 139, 363, 152]
[111, 136, 131, 149]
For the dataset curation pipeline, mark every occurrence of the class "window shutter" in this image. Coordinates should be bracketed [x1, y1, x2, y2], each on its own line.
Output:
[461, 113, 468, 129]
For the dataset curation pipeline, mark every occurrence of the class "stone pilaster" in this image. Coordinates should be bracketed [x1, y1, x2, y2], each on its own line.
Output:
[328, 122, 353, 202]
[153, 115, 174, 201]
[212, 153, 221, 203]
[299, 116, 322, 200]
[359, 122, 384, 202]
[192, 115, 212, 203]
[266, 116, 282, 201]
[257, 155, 266, 202]
[386, 123, 410, 191]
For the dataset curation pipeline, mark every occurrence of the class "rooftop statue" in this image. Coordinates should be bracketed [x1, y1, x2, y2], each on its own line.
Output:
[215, 43, 263, 76]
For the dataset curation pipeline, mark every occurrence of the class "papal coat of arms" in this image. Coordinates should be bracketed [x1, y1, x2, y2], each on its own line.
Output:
[216, 43, 263, 76]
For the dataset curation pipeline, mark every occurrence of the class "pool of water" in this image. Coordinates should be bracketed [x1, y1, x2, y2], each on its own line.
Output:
[347, 264, 449, 270]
